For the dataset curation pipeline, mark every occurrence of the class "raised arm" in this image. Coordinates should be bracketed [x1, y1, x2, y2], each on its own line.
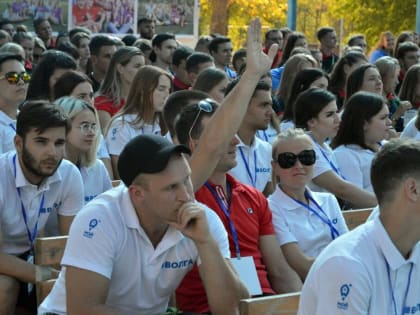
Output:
[190, 18, 279, 191]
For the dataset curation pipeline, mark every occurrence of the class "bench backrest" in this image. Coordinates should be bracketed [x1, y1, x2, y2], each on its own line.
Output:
[34, 236, 68, 306]
[342, 208, 373, 230]
[239, 292, 301, 315]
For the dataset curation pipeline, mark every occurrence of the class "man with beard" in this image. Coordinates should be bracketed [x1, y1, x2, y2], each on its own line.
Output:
[0, 53, 29, 154]
[0, 101, 84, 314]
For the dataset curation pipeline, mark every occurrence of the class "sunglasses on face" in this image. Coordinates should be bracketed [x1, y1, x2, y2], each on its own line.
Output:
[277, 149, 316, 169]
[188, 98, 216, 141]
[0, 71, 31, 84]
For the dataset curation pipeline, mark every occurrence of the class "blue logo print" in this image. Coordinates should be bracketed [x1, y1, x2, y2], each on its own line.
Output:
[83, 218, 100, 239]
[337, 284, 352, 310]
[111, 128, 117, 140]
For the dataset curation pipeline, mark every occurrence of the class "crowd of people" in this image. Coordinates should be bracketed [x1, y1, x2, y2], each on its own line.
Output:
[0, 14, 419, 315]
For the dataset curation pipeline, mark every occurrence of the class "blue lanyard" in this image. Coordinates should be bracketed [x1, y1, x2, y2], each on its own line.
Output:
[9, 123, 16, 132]
[386, 260, 414, 315]
[238, 147, 257, 188]
[13, 154, 45, 249]
[204, 182, 241, 258]
[289, 189, 340, 240]
[310, 135, 345, 180]
[258, 130, 269, 142]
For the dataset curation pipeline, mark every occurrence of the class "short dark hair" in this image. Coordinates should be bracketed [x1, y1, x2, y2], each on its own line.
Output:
[348, 34, 365, 46]
[53, 70, 92, 100]
[89, 34, 119, 56]
[69, 26, 91, 39]
[208, 36, 231, 54]
[186, 52, 213, 73]
[331, 92, 386, 150]
[163, 90, 208, 137]
[175, 99, 218, 145]
[56, 41, 80, 60]
[172, 46, 193, 67]
[33, 18, 48, 31]
[137, 17, 153, 29]
[122, 34, 138, 46]
[371, 138, 420, 205]
[294, 88, 336, 129]
[192, 67, 228, 94]
[317, 27, 335, 41]
[225, 78, 270, 98]
[26, 50, 77, 100]
[149, 33, 176, 62]
[265, 28, 280, 40]
[396, 41, 419, 59]
[16, 100, 70, 137]
[232, 48, 246, 71]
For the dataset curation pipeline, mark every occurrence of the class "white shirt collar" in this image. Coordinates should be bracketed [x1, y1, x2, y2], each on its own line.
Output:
[270, 185, 325, 211]
[0, 110, 16, 125]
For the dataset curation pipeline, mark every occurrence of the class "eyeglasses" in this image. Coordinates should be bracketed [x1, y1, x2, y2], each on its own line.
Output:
[77, 122, 99, 135]
[0, 71, 31, 84]
[277, 149, 316, 169]
[188, 99, 215, 141]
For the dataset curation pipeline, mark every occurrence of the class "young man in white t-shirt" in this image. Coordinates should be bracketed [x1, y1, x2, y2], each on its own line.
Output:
[39, 134, 248, 315]
[0, 101, 84, 314]
[299, 138, 420, 315]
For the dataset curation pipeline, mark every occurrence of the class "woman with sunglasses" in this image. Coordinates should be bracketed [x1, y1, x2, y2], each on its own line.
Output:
[331, 92, 392, 193]
[268, 128, 348, 281]
[106, 65, 171, 179]
[294, 88, 377, 208]
[54, 96, 112, 203]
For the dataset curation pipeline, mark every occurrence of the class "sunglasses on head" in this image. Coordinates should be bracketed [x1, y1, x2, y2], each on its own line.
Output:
[277, 149, 316, 169]
[0, 71, 31, 84]
[188, 98, 216, 141]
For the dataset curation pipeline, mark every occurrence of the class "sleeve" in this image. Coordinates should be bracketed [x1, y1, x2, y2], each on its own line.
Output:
[202, 205, 230, 262]
[299, 257, 370, 315]
[96, 135, 110, 159]
[400, 118, 418, 139]
[105, 118, 131, 156]
[57, 164, 84, 216]
[94, 96, 112, 113]
[334, 148, 364, 189]
[256, 194, 275, 236]
[61, 206, 117, 278]
[98, 160, 112, 192]
[312, 144, 334, 179]
[326, 194, 349, 235]
[268, 200, 298, 246]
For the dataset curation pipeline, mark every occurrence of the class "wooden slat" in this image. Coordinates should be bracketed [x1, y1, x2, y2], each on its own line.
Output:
[343, 208, 373, 230]
[239, 292, 300, 315]
[34, 236, 68, 266]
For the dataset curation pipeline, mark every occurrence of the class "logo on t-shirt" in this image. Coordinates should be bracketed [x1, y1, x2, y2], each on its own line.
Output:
[161, 259, 194, 269]
[110, 128, 117, 140]
[337, 283, 352, 310]
[83, 218, 100, 239]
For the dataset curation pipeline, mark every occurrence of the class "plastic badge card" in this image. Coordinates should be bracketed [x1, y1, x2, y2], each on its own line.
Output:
[230, 256, 262, 295]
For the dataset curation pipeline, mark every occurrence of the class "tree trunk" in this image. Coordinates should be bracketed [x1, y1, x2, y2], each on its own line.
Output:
[210, 0, 230, 35]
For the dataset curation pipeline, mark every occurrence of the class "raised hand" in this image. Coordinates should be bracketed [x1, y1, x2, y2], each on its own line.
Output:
[245, 17, 279, 77]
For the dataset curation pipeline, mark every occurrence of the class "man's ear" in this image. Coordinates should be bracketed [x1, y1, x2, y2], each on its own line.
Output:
[405, 177, 419, 202]
[14, 134, 23, 154]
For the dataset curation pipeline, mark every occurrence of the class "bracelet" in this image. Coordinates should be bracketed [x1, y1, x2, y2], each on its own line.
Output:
[35, 265, 53, 282]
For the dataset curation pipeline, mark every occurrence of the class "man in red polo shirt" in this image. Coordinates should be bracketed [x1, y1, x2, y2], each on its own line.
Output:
[263, 29, 283, 69]
[174, 96, 302, 314]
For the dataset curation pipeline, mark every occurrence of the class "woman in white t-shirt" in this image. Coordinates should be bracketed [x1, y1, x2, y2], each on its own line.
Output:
[106, 65, 172, 178]
[269, 128, 348, 281]
[293, 88, 377, 208]
[331, 92, 392, 192]
[55, 97, 112, 203]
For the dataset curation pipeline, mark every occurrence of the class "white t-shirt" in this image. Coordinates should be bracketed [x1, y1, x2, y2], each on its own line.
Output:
[268, 186, 348, 257]
[0, 151, 84, 255]
[96, 134, 110, 159]
[400, 116, 420, 140]
[334, 144, 376, 192]
[39, 185, 230, 315]
[298, 216, 420, 315]
[106, 114, 161, 156]
[279, 120, 295, 133]
[309, 137, 343, 192]
[0, 110, 17, 154]
[256, 124, 278, 144]
[229, 135, 272, 192]
[80, 159, 112, 204]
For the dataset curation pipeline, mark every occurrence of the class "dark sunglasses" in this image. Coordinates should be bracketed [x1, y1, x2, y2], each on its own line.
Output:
[277, 149, 316, 169]
[0, 71, 31, 84]
[188, 98, 216, 140]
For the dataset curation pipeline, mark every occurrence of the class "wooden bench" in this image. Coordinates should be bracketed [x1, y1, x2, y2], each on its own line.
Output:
[112, 180, 121, 187]
[239, 292, 301, 315]
[34, 236, 68, 306]
[342, 208, 373, 230]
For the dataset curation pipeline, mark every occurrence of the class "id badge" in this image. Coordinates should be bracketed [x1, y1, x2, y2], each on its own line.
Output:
[230, 256, 262, 295]
[27, 252, 34, 294]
